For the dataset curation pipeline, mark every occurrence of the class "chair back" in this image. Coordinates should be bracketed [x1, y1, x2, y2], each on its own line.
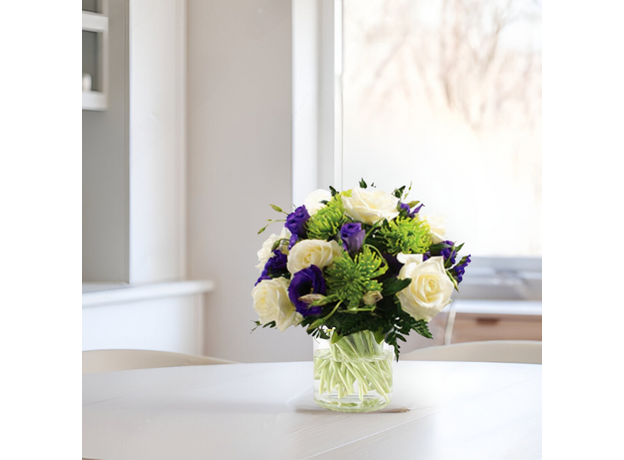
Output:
[401, 340, 542, 364]
[83, 349, 236, 374]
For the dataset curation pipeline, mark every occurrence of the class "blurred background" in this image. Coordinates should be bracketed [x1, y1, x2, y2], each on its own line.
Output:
[82, 0, 541, 363]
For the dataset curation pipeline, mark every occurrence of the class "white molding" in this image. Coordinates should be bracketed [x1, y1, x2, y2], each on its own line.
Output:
[292, 0, 320, 205]
[82, 11, 109, 33]
[82, 280, 215, 307]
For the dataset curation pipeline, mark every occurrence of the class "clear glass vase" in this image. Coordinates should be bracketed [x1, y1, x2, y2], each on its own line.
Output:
[313, 330, 394, 412]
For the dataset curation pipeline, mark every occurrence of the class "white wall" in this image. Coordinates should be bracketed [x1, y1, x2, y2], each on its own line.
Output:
[82, 295, 205, 353]
[188, 0, 313, 362]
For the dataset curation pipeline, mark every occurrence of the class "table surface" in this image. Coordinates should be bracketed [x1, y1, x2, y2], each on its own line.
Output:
[83, 361, 541, 460]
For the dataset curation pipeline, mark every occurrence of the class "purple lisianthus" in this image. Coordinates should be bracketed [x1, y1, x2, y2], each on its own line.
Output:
[255, 250, 288, 285]
[285, 205, 310, 238]
[288, 265, 326, 316]
[340, 222, 365, 255]
[285, 205, 310, 249]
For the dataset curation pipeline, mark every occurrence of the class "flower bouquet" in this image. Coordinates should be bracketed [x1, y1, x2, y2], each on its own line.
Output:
[251, 180, 471, 412]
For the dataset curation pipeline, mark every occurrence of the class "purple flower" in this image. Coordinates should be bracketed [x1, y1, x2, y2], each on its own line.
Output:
[398, 202, 424, 218]
[255, 250, 288, 285]
[451, 255, 472, 283]
[285, 205, 310, 238]
[423, 240, 456, 265]
[340, 222, 365, 255]
[288, 233, 299, 249]
[288, 265, 326, 316]
[381, 252, 402, 279]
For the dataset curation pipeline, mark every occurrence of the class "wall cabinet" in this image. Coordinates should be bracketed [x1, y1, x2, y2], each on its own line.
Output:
[82, 2, 108, 110]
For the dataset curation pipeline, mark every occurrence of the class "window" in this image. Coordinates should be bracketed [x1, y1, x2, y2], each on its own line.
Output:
[292, 0, 541, 301]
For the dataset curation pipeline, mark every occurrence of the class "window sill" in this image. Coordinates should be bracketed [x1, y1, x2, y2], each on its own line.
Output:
[82, 280, 215, 308]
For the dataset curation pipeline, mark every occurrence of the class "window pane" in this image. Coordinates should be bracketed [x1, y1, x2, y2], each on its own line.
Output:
[342, 0, 541, 257]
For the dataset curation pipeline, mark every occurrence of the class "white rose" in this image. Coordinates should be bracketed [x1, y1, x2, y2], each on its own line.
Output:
[251, 277, 302, 331]
[396, 254, 454, 322]
[421, 214, 447, 244]
[287, 239, 342, 274]
[304, 189, 332, 215]
[341, 188, 400, 225]
[256, 226, 291, 271]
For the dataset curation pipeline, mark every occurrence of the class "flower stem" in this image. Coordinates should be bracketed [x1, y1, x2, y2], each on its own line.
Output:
[314, 330, 393, 403]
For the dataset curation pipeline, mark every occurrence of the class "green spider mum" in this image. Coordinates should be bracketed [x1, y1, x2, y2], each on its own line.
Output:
[306, 196, 350, 241]
[377, 216, 432, 255]
[325, 246, 388, 309]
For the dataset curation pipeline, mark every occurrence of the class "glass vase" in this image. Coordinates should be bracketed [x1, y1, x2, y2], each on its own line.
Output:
[313, 330, 394, 412]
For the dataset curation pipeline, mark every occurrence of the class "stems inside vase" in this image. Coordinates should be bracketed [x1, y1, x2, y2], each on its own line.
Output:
[313, 330, 393, 406]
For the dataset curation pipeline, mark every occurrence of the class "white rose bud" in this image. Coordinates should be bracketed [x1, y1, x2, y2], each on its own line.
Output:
[363, 291, 383, 306]
[287, 239, 343, 274]
[421, 214, 447, 244]
[251, 277, 302, 331]
[396, 254, 454, 322]
[256, 226, 291, 271]
[303, 189, 333, 215]
[342, 188, 400, 225]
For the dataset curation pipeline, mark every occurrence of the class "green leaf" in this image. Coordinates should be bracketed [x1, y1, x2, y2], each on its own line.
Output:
[412, 319, 432, 339]
[359, 178, 368, 188]
[251, 320, 276, 332]
[329, 186, 338, 197]
[307, 318, 325, 331]
[392, 186, 405, 199]
[330, 331, 343, 344]
[429, 242, 453, 253]
[447, 270, 459, 291]
[381, 277, 412, 296]
[374, 328, 386, 344]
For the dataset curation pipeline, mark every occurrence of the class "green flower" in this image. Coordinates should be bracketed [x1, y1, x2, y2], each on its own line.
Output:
[377, 216, 432, 255]
[306, 195, 350, 241]
[325, 246, 388, 309]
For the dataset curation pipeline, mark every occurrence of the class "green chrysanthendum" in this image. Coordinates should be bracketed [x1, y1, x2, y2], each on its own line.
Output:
[325, 246, 388, 309]
[378, 216, 432, 255]
[306, 195, 350, 241]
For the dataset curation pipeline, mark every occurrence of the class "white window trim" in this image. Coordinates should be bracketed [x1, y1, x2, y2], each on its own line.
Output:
[292, 0, 541, 302]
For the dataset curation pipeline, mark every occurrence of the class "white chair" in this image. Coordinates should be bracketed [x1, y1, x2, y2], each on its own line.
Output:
[401, 340, 542, 364]
[82, 349, 236, 374]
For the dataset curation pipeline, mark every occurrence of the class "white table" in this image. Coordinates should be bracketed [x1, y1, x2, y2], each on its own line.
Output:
[83, 361, 541, 459]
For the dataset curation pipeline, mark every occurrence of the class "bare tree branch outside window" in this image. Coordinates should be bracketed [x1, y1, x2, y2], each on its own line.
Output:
[342, 0, 541, 257]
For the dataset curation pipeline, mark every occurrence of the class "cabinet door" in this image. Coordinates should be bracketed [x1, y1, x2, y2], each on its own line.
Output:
[451, 313, 542, 343]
